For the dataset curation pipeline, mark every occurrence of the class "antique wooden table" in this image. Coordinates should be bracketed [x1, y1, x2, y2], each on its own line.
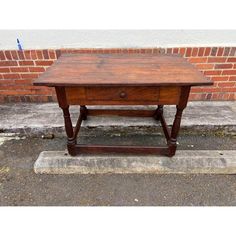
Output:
[34, 53, 213, 157]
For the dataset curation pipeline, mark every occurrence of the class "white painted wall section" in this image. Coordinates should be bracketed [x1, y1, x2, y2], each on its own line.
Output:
[0, 30, 235, 50]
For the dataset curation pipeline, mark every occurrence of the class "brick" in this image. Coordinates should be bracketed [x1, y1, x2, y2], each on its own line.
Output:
[217, 82, 235, 87]
[0, 67, 10, 73]
[188, 93, 198, 100]
[191, 48, 198, 57]
[20, 73, 40, 79]
[48, 50, 56, 59]
[179, 48, 186, 56]
[210, 47, 218, 56]
[0, 85, 25, 90]
[220, 87, 236, 92]
[228, 93, 235, 100]
[36, 50, 43, 60]
[186, 48, 192, 57]
[229, 76, 236, 81]
[30, 50, 37, 60]
[11, 50, 19, 60]
[222, 70, 236, 75]
[152, 48, 160, 54]
[24, 50, 32, 59]
[0, 51, 6, 60]
[211, 93, 219, 100]
[223, 47, 231, 56]
[215, 64, 233, 69]
[191, 87, 220, 93]
[0, 61, 17, 67]
[227, 58, 236, 62]
[229, 47, 236, 56]
[35, 60, 53, 66]
[218, 93, 224, 100]
[71, 49, 81, 53]
[15, 79, 33, 85]
[82, 48, 93, 54]
[223, 93, 230, 100]
[145, 48, 153, 53]
[43, 50, 49, 59]
[198, 48, 205, 57]
[150, 48, 159, 54]
[0, 96, 4, 103]
[17, 51, 25, 60]
[24, 85, 47, 90]
[0, 79, 16, 85]
[167, 48, 172, 54]
[18, 61, 34, 66]
[159, 48, 165, 54]
[173, 48, 179, 54]
[204, 47, 211, 56]
[204, 70, 222, 76]
[0, 90, 36, 95]
[211, 76, 229, 81]
[195, 63, 214, 70]
[208, 57, 227, 63]
[4, 51, 12, 60]
[39, 95, 51, 102]
[188, 57, 207, 63]
[31, 89, 52, 95]
[201, 93, 207, 100]
[28, 67, 45, 72]
[212, 93, 221, 99]
[217, 47, 224, 56]
[10, 67, 29, 73]
[139, 49, 145, 53]
[206, 93, 212, 100]
[2, 73, 20, 79]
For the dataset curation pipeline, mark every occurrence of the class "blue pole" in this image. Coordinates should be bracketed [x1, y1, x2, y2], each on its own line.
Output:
[17, 38, 23, 51]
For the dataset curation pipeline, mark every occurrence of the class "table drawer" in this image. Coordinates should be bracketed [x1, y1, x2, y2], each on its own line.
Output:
[86, 87, 159, 101]
[65, 86, 181, 105]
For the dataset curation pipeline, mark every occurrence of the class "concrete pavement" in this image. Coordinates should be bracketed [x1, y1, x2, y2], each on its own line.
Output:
[0, 102, 236, 135]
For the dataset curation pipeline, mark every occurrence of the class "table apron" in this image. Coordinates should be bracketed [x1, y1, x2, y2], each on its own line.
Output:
[64, 86, 182, 105]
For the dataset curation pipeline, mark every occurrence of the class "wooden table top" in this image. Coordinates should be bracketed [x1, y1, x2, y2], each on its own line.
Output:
[33, 53, 213, 87]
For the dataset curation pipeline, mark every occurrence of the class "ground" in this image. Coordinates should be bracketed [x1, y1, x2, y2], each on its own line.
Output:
[0, 129, 236, 206]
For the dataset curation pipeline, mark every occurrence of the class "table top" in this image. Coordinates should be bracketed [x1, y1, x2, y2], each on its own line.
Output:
[33, 53, 213, 87]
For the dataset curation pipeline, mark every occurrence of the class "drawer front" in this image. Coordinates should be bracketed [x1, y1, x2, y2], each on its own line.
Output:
[86, 87, 159, 101]
[65, 86, 181, 105]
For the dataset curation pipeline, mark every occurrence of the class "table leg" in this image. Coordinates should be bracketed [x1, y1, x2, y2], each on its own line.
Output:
[167, 86, 190, 157]
[61, 106, 77, 156]
[154, 105, 163, 120]
[80, 105, 88, 120]
[167, 105, 184, 157]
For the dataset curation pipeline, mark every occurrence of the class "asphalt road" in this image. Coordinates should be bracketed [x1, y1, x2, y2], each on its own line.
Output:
[0, 130, 236, 206]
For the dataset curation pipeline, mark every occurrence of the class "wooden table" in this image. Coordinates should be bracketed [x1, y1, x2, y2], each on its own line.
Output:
[34, 53, 213, 157]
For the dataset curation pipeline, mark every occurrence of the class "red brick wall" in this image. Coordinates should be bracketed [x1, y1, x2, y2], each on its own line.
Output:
[0, 47, 235, 103]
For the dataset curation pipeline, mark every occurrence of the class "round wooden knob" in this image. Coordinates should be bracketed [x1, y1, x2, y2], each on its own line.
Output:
[119, 91, 127, 98]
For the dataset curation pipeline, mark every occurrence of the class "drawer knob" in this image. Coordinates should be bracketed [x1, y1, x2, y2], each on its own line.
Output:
[119, 91, 127, 98]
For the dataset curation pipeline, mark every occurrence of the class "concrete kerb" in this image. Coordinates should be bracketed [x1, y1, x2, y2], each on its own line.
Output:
[34, 150, 236, 175]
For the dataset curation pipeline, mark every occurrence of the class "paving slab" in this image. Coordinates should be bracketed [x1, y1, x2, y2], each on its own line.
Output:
[1, 102, 236, 135]
[34, 150, 236, 174]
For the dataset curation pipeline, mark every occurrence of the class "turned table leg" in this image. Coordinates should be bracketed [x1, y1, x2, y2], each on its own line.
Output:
[80, 105, 88, 120]
[167, 105, 184, 157]
[61, 106, 77, 156]
[154, 105, 163, 120]
[55, 87, 77, 156]
[167, 86, 190, 157]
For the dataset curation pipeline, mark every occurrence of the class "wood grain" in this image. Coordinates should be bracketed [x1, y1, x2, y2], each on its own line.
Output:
[65, 86, 181, 105]
[34, 53, 213, 87]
